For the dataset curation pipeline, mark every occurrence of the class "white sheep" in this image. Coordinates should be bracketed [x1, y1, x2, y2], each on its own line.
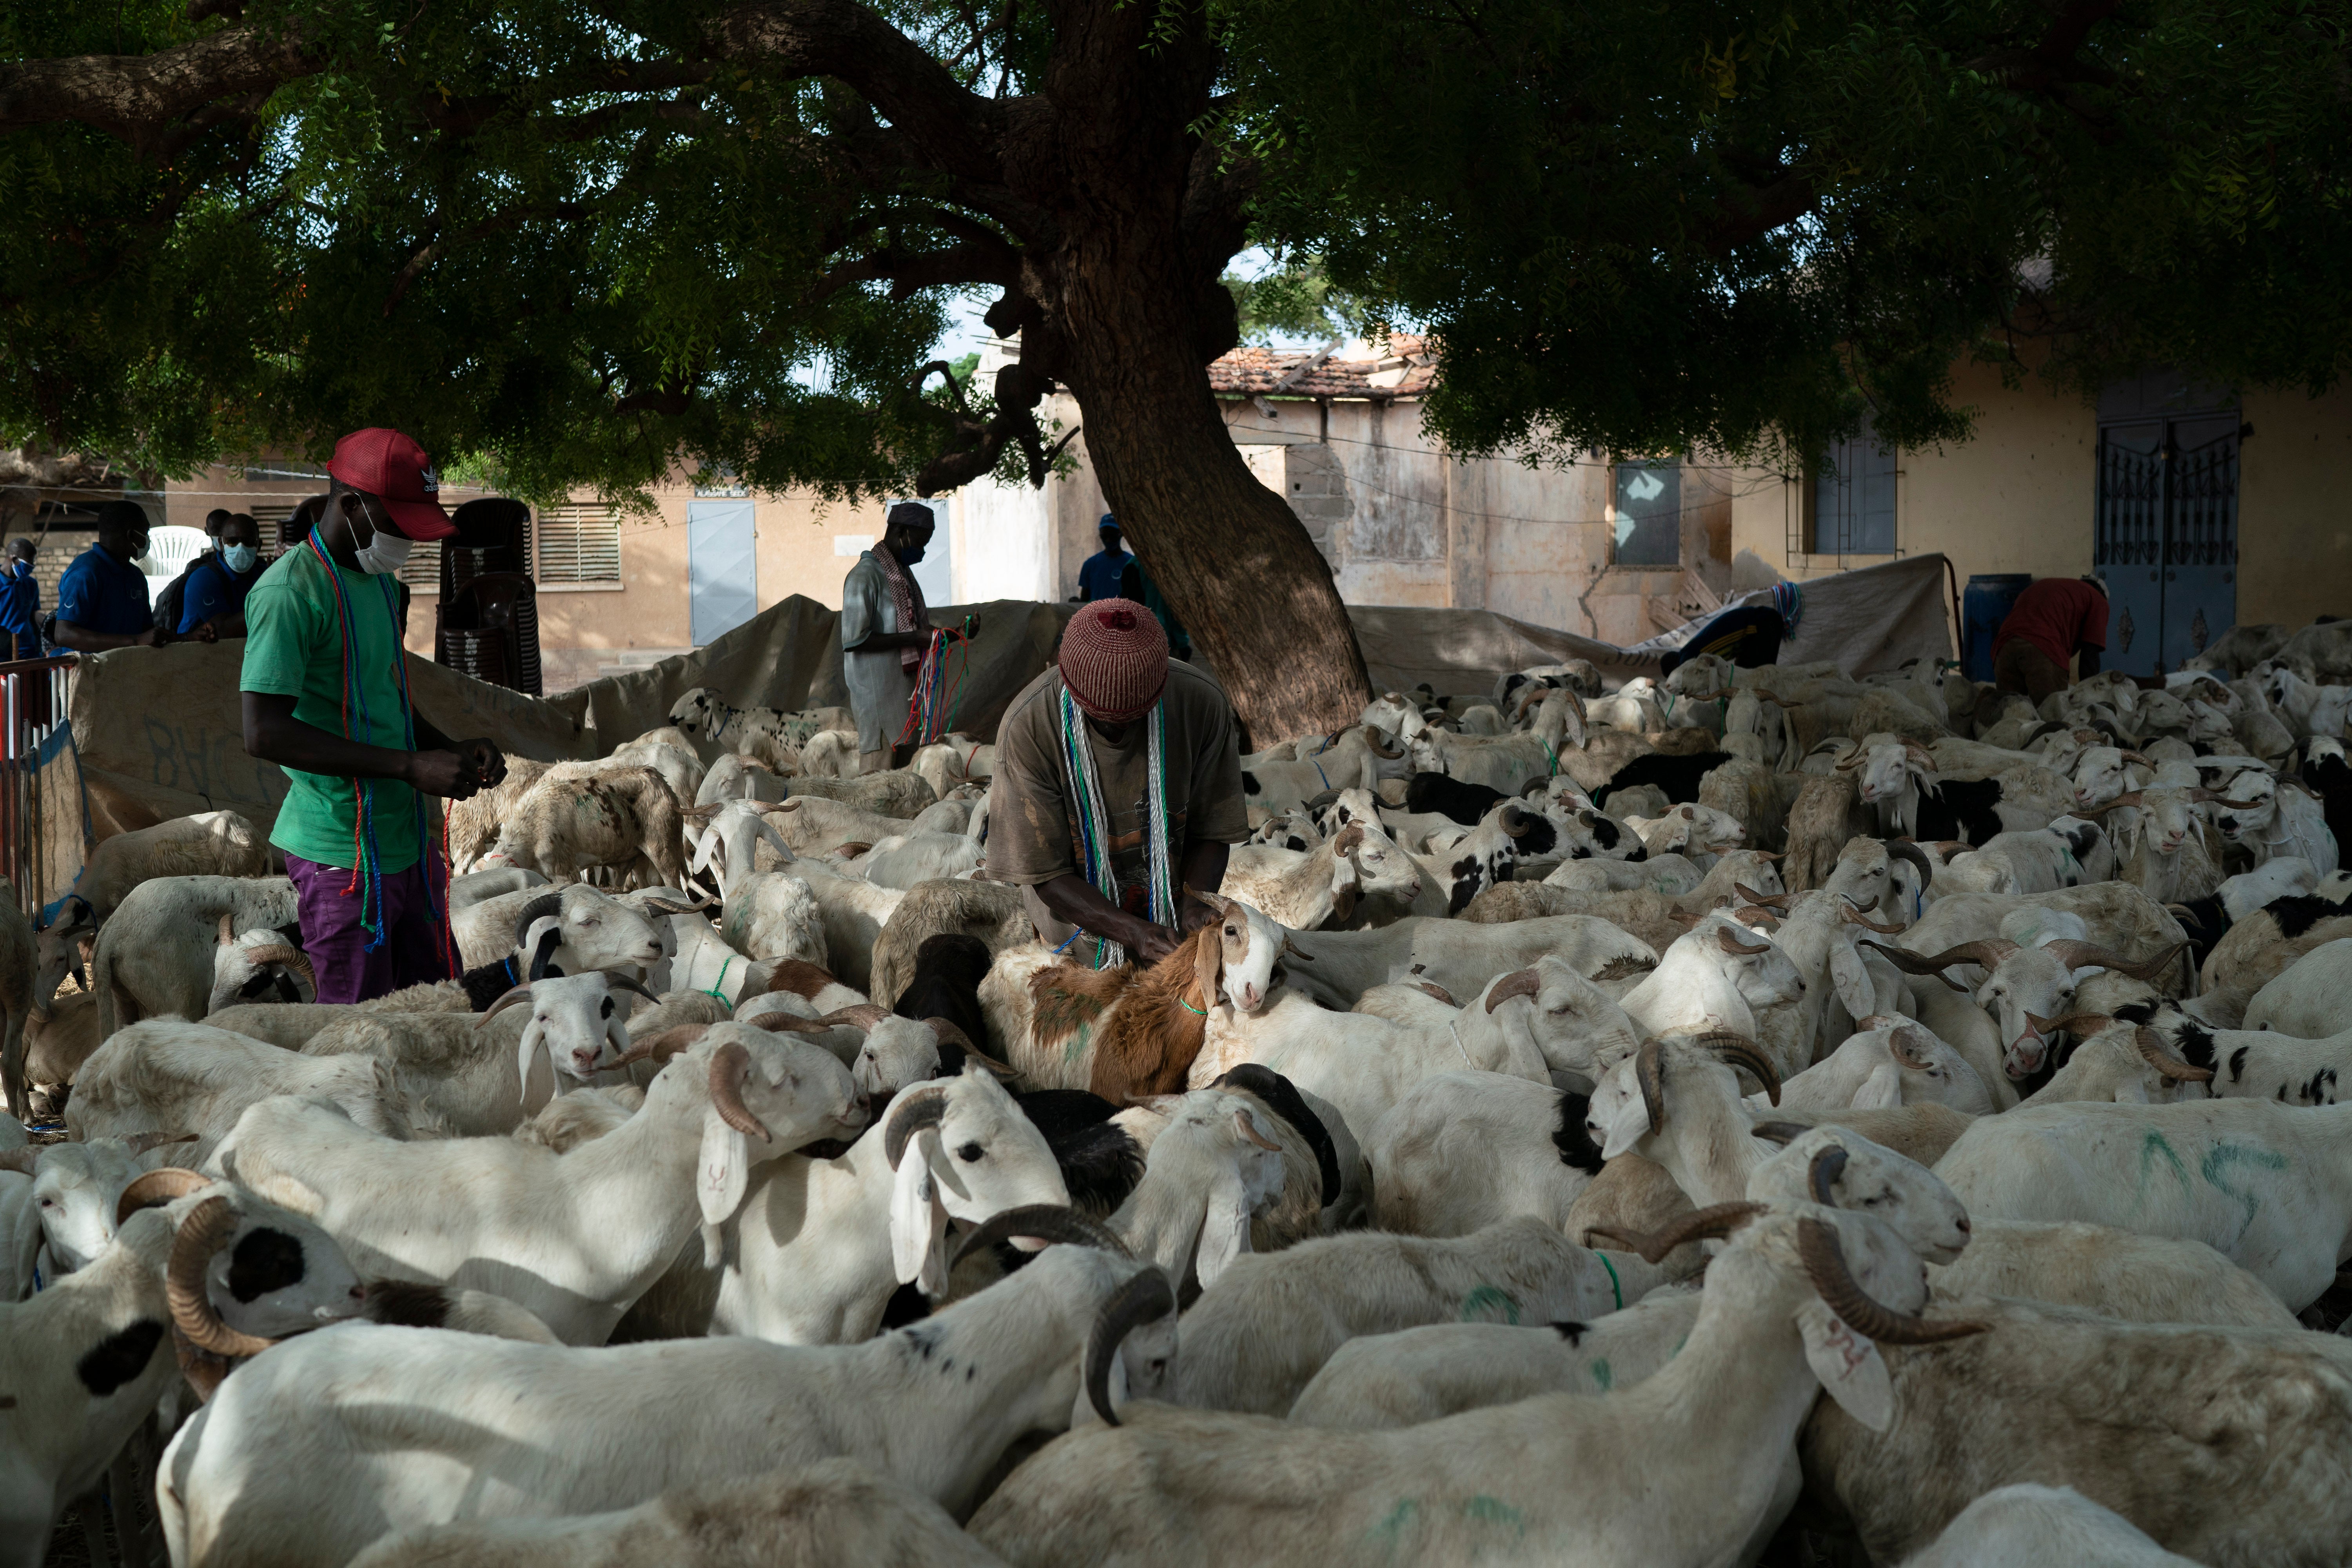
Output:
[205, 1022, 868, 1343]
[454, 884, 670, 975]
[1898, 1485, 2204, 1568]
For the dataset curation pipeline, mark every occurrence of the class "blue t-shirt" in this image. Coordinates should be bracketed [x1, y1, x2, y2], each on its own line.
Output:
[55, 543, 152, 636]
[1078, 546, 1132, 602]
[0, 564, 38, 639]
[178, 555, 262, 635]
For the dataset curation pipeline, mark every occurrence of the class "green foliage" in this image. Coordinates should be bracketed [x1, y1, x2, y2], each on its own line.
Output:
[1223, 253, 1368, 344]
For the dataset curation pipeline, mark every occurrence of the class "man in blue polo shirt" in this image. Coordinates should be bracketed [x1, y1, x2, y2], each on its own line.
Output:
[178, 512, 266, 639]
[1077, 514, 1132, 602]
[0, 540, 40, 661]
[54, 501, 208, 652]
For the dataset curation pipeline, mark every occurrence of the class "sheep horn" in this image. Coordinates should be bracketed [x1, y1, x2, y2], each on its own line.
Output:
[1734, 907, 1782, 929]
[1499, 805, 1531, 839]
[1733, 884, 1793, 909]
[1695, 1031, 1781, 1105]
[1808, 1144, 1849, 1205]
[1882, 839, 1935, 891]
[119, 1131, 198, 1158]
[1412, 979, 1458, 1006]
[509, 893, 563, 949]
[477, 985, 535, 1026]
[1233, 1109, 1284, 1153]
[1864, 938, 2018, 976]
[1886, 1025, 1936, 1071]
[1330, 823, 1366, 858]
[820, 1004, 895, 1031]
[169, 1195, 279, 1359]
[1833, 745, 1866, 772]
[1903, 741, 1940, 771]
[834, 843, 873, 858]
[2086, 792, 2145, 815]
[1083, 1267, 1178, 1428]
[2136, 1026, 2214, 1083]
[1590, 1201, 1766, 1265]
[1797, 1218, 1987, 1345]
[601, 1023, 707, 1071]
[215, 913, 234, 945]
[1183, 884, 1236, 918]
[951, 1203, 1131, 1267]
[2042, 940, 2187, 981]
[116, 1168, 211, 1225]
[1842, 906, 1906, 934]
[1484, 968, 1542, 1013]
[1635, 1037, 1666, 1138]
[1363, 727, 1403, 760]
[707, 1040, 771, 1143]
[921, 1016, 1017, 1076]
[1279, 937, 1316, 963]
[639, 896, 716, 915]
[884, 1082, 953, 1171]
[597, 971, 664, 1006]
[2120, 750, 2157, 767]
[1716, 927, 1772, 956]
[2027, 1011, 2112, 1037]
[237, 945, 316, 988]
[1749, 1120, 1810, 1145]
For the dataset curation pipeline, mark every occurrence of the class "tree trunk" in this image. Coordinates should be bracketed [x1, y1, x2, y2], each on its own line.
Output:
[1020, 8, 1373, 745]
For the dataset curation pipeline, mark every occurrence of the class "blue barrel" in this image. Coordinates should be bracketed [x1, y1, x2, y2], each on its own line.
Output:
[1962, 574, 2033, 682]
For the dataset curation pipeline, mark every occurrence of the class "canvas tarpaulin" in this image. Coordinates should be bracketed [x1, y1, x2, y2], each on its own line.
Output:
[67, 557, 1951, 839]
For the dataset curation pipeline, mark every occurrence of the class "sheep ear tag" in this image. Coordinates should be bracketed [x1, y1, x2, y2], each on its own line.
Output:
[1795, 1299, 1893, 1432]
[1595, 1093, 1651, 1161]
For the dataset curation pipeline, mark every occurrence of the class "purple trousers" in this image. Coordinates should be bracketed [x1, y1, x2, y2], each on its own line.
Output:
[286, 854, 453, 1004]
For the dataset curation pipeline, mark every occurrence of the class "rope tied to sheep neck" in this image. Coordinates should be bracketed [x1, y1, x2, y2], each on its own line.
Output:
[1597, 1250, 1622, 1312]
[1055, 682, 1173, 970]
[700, 953, 735, 1003]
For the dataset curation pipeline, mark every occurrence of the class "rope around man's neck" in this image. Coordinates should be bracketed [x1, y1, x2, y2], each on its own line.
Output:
[1057, 683, 1172, 969]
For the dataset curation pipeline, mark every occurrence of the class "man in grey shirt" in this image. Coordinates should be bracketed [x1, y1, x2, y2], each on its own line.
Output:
[842, 503, 955, 773]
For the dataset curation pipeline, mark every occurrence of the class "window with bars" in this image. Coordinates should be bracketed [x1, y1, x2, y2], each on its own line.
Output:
[1806, 421, 1898, 555]
[537, 505, 624, 584]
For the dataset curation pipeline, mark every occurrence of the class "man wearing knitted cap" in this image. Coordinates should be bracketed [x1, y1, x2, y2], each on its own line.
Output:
[989, 598, 1247, 965]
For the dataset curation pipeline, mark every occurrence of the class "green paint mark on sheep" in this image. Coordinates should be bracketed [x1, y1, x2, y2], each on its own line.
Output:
[1590, 1357, 1613, 1390]
[1459, 1285, 1520, 1324]
[1367, 1498, 1421, 1552]
[2137, 1130, 2190, 1200]
[1458, 1496, 1525, 1536]
[2201, 1141, 2288, 1242]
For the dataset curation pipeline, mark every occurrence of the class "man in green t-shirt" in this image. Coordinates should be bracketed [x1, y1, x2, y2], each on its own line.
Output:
[240, 427, 507, 1003]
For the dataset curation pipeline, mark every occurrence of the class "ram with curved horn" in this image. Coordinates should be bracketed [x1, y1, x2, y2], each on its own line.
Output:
[478, 969, 665, 1095]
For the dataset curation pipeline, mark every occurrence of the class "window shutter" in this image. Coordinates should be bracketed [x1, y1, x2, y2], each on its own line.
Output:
[538, 505, 624, 584]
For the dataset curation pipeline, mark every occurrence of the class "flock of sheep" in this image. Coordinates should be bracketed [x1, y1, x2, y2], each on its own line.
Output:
[8, 613, 2352, 1568]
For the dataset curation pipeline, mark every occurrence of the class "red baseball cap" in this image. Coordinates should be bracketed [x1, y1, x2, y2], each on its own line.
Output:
[325, 428, 456, 540]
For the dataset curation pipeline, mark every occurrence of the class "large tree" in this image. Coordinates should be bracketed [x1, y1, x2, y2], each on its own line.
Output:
[2, 0, 2347, 735]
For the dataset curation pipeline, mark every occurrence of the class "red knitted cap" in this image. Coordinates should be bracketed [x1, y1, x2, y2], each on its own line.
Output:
[1060, 599, 1170, 721]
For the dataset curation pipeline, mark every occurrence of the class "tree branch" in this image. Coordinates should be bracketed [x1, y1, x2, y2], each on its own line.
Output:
[0, 21, 322, 157]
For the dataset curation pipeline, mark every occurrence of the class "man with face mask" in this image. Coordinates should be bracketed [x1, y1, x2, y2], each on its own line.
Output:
[0, 540, 40, 661]
[55, 500, 196, 652]
[176, 513, 267, 639]
[240, 427, 507, 1003]
[842, 502, 967, 774]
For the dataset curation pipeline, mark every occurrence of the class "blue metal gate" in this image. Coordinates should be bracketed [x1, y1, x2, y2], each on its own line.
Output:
[2093, 375, 2240, 676]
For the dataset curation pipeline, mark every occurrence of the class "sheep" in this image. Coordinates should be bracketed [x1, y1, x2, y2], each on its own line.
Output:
[477, 970, 663, 1091]
[1541, 853, 1705, 895]
[1278, 913, 1656, 1014]
[867, 878, 1033, 1018]
[55, 809, 272, 925]
[155, 1241, 1178, 1568]
[454, 883, 671, 974]
[447, 866, 552, 910]
[840, 832, 985, 889]
[1618, 915, 1808, 1044]
[1925, 1219, 2297, 1331]
[2243, 935, 2352, 1035]
[447, 756, 559, 873]
[968, 1203, 1976, 1568]
[991, 894, 1287, 1104]
[202, 913, 318, 1015]
[1399, 770, 1506, 827]
[607, 728, 706, 805]
[66, 1019, 426, 1166]
[681, 799, 798, 900]
[1799, 1295, 2352, 1567]
[341, 1458, 1009, 1568]
[1782, 773, 1877, 892]
[2183, 622, 2292, 677]
[2197, 892, 2352, 1024]
[1165, 1215, 1676, 1417]
[206, 1023, 867, 1344]
[771, 769, 939, 819]
[0, 1131, 195, 1277]
[87, 875, 301, 1035]
[1218, 822, 1422, 930]
[490, 763, 688, 889]
[2208, 765, 2341, 876]
[1840, 735, 2076, 846]
[1933, 1096, 2352, 1309]
[2010, 1014, 2215, 1107]
[1775, 1019, 1994, 1115]
[1364, 1072, 1603, 1237]
[731, 866, 903, 992]
[1622, 800, 1746, 867]
[1897, 1484, 2206, 1568]
[1936, 820, 2114, 899]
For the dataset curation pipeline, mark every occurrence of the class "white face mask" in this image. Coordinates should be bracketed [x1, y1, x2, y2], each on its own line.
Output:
[351, 510, 412, 575]
[222, 544, 257, 573]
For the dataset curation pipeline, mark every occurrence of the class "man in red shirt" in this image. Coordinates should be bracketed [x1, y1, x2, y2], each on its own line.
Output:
[1993, 576, 2109, 701]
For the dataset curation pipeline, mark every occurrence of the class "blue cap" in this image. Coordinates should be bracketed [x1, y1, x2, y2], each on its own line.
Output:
[1099, 514, 1118, 532]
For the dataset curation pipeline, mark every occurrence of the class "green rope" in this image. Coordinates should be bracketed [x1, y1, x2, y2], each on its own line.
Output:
[700, 953, 735, 1003]
[1598, 1250, 1623, 1312]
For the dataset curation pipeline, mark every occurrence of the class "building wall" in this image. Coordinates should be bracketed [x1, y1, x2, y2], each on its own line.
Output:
[2239, 381, 2352, 630]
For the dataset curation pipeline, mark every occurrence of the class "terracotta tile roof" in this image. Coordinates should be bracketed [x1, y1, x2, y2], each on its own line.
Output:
[1208, 336, 1437, 400]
